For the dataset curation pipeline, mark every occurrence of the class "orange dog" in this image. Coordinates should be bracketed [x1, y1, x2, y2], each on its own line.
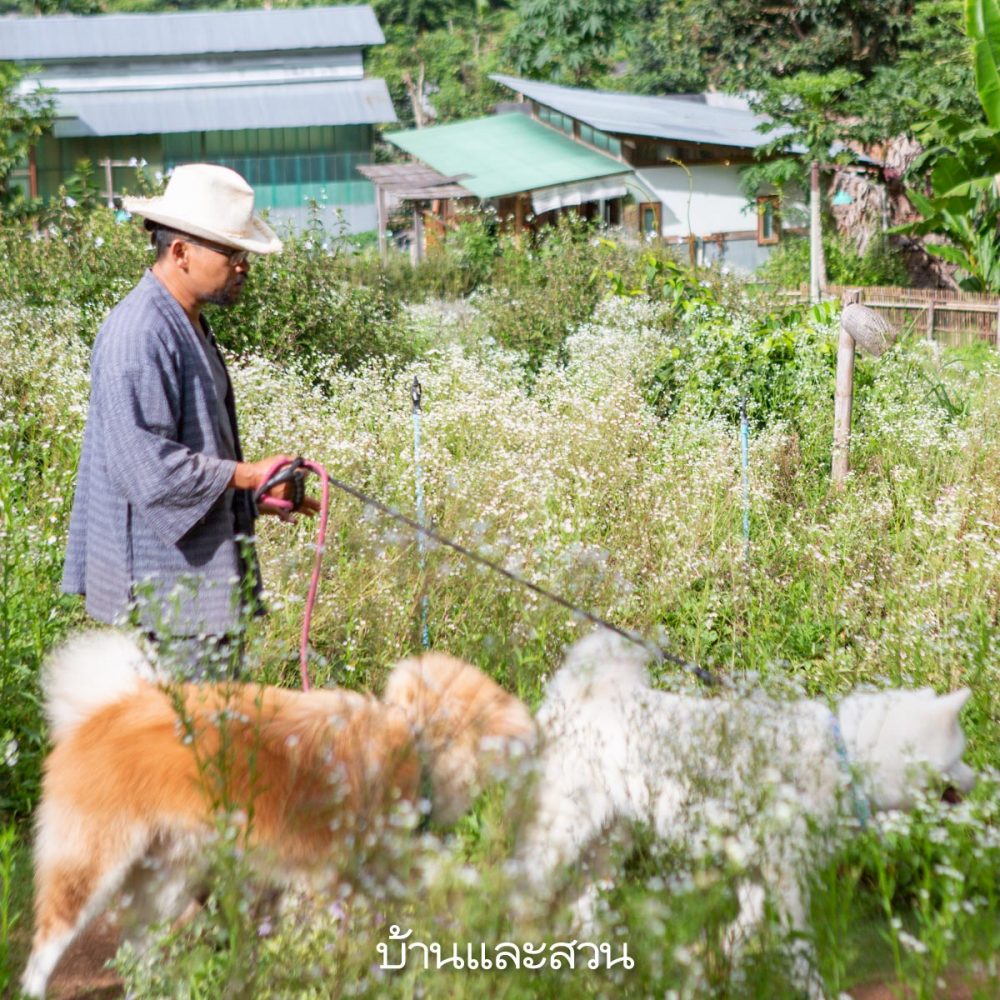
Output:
[22, 631, 536, 998]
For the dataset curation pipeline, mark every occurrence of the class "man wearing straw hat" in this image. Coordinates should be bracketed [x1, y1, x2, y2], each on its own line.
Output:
[63, 163, 316, 676]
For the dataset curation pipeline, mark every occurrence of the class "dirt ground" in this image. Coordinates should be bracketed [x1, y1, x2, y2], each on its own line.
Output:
[44, 917, 122, 1000]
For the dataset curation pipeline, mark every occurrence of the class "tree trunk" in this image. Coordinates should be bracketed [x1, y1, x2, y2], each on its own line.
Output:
[402, 65, 426, 129]
[809, 160, 826, 303]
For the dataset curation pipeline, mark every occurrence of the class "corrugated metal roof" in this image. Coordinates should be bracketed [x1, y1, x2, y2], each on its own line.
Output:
[0, 6, 384, 62]
[53, 78, 396, 137]
[385, 113, 627, 199]
[491, 74, 788, 150]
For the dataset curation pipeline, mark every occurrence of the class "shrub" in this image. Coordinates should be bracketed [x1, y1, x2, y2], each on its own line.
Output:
[213, 230, 420, 372]
[644, 299, 841, 431]
[759, 232, 911, 289]
[0, 205, 422, 374]
[342, 215, 500, 303]
[472, 218, 617, 368]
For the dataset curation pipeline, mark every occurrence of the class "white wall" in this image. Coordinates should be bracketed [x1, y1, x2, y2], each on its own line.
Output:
[635, 163, 757, 238]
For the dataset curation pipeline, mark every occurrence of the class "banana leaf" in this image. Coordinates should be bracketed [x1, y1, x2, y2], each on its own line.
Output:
[967, 0, 1000, 127]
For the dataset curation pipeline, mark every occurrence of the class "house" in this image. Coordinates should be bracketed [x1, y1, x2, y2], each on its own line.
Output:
[382, 112, 634, 251]
[1, 5, 396, 232]
[383, 74, 821, 271]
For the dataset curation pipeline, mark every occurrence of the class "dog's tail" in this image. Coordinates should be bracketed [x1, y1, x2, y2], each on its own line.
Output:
[44, 630, 159, 744]
[545, 628, 652, 707]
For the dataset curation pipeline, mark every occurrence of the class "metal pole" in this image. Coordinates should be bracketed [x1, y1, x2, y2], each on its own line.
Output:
[411, 377, 430, 649]
[740, 400, 750, 559]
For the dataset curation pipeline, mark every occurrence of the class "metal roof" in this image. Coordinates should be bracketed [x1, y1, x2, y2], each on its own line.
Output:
[385, 113, 628, 199]
[491, 74, 788, 150]
[0, 6, 384, 62]
[53, 78, 396, 137]
[355, 164, 471, 199]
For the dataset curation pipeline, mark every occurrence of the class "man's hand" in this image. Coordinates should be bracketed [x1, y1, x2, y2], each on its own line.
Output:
[229, 455, 321, 518]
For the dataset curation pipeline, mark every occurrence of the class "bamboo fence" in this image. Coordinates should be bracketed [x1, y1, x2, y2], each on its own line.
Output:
[803, 285, 1000, 347]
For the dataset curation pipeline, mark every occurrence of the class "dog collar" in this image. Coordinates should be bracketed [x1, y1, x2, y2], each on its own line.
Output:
[830, 712, 871, 831]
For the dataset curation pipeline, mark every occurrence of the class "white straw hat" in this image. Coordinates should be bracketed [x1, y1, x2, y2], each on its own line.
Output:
[123, 163, 282, 255]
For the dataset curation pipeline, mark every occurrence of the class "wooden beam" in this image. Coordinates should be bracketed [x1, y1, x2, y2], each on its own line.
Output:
[377, 184, 387, 264]
[28, 146, 38, 200]
[514, 194, 525, 238]
[411, 204, 424, 265]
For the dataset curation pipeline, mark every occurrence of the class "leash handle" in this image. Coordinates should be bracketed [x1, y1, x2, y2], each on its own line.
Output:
[254, 456, 306, 515]
[251, 456, 329, 691]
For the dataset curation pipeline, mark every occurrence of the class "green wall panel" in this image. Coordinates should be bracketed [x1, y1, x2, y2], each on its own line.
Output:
[32, 126, 375, 210]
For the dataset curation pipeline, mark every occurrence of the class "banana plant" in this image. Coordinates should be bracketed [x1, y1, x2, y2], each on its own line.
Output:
[894, 0, 1000, 289]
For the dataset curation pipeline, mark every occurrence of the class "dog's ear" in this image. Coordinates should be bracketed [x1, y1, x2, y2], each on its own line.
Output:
[925, 689, 972, 744]
[938, 688, 972, 719]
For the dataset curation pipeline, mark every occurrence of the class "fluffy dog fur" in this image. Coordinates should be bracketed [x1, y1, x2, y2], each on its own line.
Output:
[515, 630, 977, 997]
[22, 630, 536, 999]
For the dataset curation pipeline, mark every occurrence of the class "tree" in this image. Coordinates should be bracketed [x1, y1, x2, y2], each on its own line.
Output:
[892, 0, 1000, 290]
[369, 16, 511, 128]
[502, 0, 638, 86]
[623, 0, 911, 95]
[0, 64, 54, 218]
[749, 70, 862, 301]
[860, 1, 978, 140]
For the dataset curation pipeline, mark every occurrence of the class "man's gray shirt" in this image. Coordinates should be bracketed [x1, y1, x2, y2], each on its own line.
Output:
[63, 269, 260, 634]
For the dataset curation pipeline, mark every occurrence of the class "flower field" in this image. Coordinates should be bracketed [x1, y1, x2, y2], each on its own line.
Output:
[2, 216, 1000, 998]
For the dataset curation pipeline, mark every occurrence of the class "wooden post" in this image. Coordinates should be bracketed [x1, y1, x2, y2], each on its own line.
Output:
[926, 301, 935, 342]
[377, 184, 388, 264]
[514, 194, 525, 240]
[832, 294, 896, 488]
[100, 158, 114, 208]
[411, 204, 424, 265]
[832, 290, 860, 488]
[28, 146, 38, 200]
[809, 161, 825, 304]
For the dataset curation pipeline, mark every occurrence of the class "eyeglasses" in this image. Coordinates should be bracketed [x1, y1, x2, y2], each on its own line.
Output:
[177, 232, 250, 267]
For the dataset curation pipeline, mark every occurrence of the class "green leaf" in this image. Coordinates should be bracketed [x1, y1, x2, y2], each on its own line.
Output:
[926, 242, 972, 267]
[931, 155, 976, 196]
[968, 0, 1000, 127]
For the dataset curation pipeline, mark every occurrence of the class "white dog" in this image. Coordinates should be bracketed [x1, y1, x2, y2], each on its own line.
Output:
[515, 630, 977, 996]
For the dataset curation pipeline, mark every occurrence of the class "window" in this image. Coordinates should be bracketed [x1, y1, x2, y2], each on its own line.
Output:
[639, 202, 661, 237]
[603, 197, 622, 227]
[757, 195, 780, 245]
[536, 105, 573, 135]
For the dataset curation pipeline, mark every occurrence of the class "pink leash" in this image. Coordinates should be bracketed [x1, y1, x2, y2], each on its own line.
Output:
[255, 457, 330, 691]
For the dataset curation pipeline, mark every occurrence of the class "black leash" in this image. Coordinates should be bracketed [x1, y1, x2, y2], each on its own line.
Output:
[322, 471, 721, 687]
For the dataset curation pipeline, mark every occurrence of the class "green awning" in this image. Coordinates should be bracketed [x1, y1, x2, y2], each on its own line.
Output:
[385, 113, 627, 199]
